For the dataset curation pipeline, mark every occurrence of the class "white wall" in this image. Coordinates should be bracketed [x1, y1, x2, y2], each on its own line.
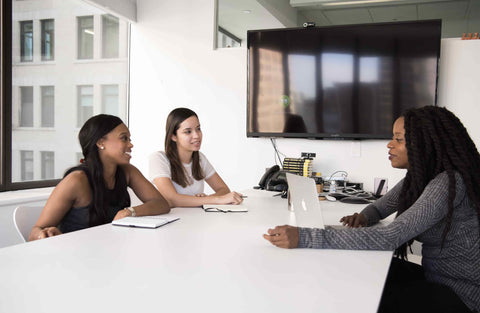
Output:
[129, 0, 480, 196]
[437, 39, 480, 147]
[129, 0, 406, 194]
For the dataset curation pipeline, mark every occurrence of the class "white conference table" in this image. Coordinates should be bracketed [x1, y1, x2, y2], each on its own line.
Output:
[0, 189, 393, 313]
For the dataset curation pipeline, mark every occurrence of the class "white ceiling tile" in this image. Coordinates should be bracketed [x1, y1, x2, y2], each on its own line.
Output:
[369, 4, 417, 22]
[300, 8, 332, 25]
[418, 1, 469, 19]
[323, 8, 373, 25]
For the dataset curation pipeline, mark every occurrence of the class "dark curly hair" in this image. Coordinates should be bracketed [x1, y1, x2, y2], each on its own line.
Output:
[395, 106, 480, 259]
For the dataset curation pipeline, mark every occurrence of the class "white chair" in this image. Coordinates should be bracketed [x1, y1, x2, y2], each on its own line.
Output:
[13, 206, 44, 242]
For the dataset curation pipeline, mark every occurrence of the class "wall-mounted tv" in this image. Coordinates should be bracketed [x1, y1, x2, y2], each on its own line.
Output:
[247, 20, 441, 139]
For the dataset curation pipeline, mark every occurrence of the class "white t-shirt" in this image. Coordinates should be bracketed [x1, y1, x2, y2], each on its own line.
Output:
[148, 151, 216, 196]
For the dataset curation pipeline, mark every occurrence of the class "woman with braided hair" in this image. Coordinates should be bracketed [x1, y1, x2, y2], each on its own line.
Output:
[264, 106, 480, 312]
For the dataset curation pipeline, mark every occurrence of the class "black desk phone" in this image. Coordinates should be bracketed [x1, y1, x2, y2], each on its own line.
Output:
[256, 165, 288, 192]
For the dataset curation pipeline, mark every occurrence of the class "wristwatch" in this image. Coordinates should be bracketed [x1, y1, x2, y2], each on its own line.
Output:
[125, 206, 136, 217]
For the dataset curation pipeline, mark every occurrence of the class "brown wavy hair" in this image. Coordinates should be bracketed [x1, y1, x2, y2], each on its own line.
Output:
[164, 108, 205, 187]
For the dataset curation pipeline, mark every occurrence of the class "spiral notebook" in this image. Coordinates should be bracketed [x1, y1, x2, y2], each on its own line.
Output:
[112, 215, 180, 228]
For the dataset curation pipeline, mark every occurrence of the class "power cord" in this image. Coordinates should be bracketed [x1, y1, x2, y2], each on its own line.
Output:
[270, 138, 285, 167]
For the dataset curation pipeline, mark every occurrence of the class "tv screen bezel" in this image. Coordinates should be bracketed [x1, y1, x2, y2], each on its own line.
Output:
[246, 20, 441, 140]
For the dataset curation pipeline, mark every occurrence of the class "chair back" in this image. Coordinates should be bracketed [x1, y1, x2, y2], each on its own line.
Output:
[13, 206, 44, 242]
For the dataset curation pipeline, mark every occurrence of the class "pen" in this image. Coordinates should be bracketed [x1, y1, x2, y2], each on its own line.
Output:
[241, 195, 248, 198]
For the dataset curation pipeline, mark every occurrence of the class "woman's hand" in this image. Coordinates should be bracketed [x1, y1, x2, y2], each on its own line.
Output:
[30, 226, 62, 241]
[218, 191, 244, 205]
[340, 213, 367, 228]
[113, 208, 132, 220]
[263, 225, 299, 249]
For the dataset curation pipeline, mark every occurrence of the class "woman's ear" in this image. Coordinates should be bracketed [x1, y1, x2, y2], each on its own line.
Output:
[96, 139, 105, 150]
[171, 134, 177, 142]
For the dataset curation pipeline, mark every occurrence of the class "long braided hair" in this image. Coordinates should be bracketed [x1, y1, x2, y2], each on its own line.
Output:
[65, 114, 130, 227]
[164, 108, 205, 187]
[395, 106, 480, 259]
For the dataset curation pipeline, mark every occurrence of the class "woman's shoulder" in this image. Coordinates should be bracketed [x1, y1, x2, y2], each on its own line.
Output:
[431, 171, 463, 185]
[198, 151, 209, 162]
[60, 169, 90, 192]
[119, 163, 141, 180]
[426, 171, 466, 198]
[149, 151, 168, 161]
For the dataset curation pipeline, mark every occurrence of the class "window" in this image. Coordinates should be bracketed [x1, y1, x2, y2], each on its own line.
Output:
[41, 151, 55, 179]
[102, 85, 118, 115]
[20, 151, 34, 181]
[20, 20, 33, 62]
[20, 86, 33, 127]
[41, 86, 54, 127]
[217, 27, 241, 48]
[77, 85, 93, 127]
[41, 19, 54, 61]
[77, 16, 94, 59]
[102, 15, 119, 58]
[76, 152, 83, 165]
[3, 0, 129, 191]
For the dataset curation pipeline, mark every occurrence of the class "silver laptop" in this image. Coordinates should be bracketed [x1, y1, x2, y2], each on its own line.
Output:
[286, 173, 325, 229]
[112, 215, 180, 229]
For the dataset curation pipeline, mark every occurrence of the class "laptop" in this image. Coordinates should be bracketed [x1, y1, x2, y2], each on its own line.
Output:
[112, 215, 180, 229]
[286, 173, 325, 229]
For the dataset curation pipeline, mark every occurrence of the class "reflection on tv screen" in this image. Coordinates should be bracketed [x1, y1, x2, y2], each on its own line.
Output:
[247, 20, 441, 139]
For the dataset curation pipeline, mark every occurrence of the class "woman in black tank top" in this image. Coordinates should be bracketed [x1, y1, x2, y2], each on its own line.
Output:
[29, 114, 170, 240]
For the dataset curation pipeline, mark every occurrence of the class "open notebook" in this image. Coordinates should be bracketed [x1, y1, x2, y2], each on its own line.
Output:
[112, 215, 180, 228]
[203, 204, 248, 213]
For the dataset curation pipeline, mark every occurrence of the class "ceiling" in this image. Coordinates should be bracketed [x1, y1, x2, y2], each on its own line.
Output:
[218, 0, 480, 41]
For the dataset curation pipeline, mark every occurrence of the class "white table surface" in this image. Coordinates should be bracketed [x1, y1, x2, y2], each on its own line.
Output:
[0, 189, 392, 313]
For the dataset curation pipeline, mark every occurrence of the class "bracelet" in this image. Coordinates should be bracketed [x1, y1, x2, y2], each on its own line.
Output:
[125, 206, 136, 217]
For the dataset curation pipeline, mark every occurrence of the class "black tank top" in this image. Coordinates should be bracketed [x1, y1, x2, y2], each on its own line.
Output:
[59, 167, 130, 233]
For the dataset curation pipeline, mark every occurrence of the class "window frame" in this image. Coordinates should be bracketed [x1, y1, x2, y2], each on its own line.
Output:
[1, 0, 60, 191]
[1, 1, 130, 191]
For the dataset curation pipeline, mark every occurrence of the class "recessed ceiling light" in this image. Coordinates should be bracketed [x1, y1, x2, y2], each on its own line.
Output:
[242, 9, 252, 14]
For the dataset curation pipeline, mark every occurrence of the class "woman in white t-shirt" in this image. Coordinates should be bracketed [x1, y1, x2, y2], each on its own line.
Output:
[149, 108, 243, 207]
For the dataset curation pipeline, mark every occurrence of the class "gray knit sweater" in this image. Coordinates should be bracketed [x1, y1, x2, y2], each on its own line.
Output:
[298, 172, 480, 311]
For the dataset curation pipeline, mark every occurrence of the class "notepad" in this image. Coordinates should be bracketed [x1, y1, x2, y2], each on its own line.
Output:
[202, 204, 248, 213]
[112, 215, 180, 228]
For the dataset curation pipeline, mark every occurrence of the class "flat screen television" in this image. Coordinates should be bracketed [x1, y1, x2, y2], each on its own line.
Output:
[247, 20, 441, 139]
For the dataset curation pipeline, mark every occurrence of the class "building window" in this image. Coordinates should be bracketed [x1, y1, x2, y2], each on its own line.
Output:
[217, 27, 241, 48]
[5, 1, 130, 190]
[102, 85, 118, 115]
[41, 86, 54, 127]
[21, 150, 34, 181]
[76, 152, 83, 165]
[77, 16, 94, 59]
[102, 14, 119, 58]
[41, 151, 55, 179]
[77, 85, 93, 127]
[20, 86, 33, 127]
[41, 19, 54, 61]
[20, 20, 33, 62]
